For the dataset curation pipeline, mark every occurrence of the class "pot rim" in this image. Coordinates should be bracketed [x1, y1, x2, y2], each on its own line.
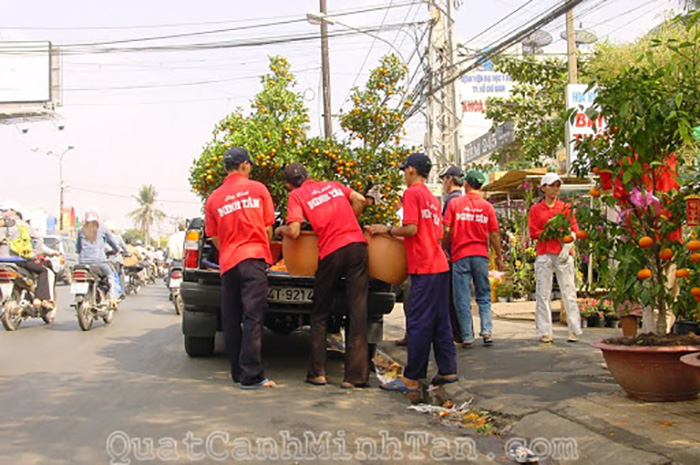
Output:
[680, 351, 700, 367]
[592, 340, 700, 352]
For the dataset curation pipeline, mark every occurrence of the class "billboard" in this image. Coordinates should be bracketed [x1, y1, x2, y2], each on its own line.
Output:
[0, 41, 53, 103]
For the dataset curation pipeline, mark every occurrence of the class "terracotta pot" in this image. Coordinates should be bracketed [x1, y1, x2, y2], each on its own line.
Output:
[619, 315, 638, 337]
[592, 340, 700, 401]
[270, 241, 283, 264]
[680, 351, 700, 372]
[282, 232, 319, 276]
[363, 231, 408, 285]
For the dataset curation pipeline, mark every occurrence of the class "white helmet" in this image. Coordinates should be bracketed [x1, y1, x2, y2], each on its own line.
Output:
[84, 207, 100, 223]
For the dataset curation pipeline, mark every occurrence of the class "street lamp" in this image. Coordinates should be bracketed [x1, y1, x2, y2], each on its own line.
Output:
[33, 145, 75, 231]
[306, 10, 407, 139]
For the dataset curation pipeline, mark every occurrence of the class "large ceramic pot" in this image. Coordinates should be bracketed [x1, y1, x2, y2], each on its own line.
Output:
[680, 351, 700, 372]
[363, 231, 408, 285]
[619, 315, 639, 337]
[592, 341, 700, 402]
[282, 231, 319, 276]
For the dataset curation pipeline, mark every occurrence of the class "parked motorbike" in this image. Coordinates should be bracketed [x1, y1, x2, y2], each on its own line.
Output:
[70, 265, 115, 331]
[168, 265, 184, 315]
[0, 260, 56, 331]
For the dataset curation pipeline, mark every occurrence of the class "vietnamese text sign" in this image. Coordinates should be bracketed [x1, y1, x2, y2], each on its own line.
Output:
[565, 84, 606, 171]
[462, 122, 515, 164]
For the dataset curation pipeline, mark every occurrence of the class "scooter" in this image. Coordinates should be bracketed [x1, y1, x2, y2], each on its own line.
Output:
[0, 260, 57, 331]
[70, 265, 115, 331]
[169, 265, 184, 315]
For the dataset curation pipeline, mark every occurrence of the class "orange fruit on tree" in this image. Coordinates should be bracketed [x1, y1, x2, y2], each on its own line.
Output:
[676, 268, 691, 278]
[592, 167, 601, 175]
[637, 269, 652, 280]
[575, 230, 589, 240]
[638, 236, 654, 248]
[658, 248, 673, 260]
[562, 235, 575, 244]
[691, 287, 700, 297]
[687, 240, 700, 251]
[691, 253, 700, 263]
[589, 187, 601, 198]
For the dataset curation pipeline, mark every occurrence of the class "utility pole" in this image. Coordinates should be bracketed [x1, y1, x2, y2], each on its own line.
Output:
[565, 0, 578, 84]
[426, 0, 460, 180]
[320, 0, 333, 139]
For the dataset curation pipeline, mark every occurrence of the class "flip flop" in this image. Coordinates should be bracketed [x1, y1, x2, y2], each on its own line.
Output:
[340, 382, 369, 389]
[304, 377, 327, 386]
[430, 375, 459, 386]
[240, 378, 276, 390]
[380, 378, 420, 393]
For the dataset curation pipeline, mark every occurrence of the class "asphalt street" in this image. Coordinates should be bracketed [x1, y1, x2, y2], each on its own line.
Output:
[0, 282, 515, 465]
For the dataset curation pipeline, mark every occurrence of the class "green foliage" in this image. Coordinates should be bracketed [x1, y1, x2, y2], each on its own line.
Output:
[122, 228, 144, 245]
[128, 185, 166, 246]
[539, 213, 572, 242]
[189, 54, 413, 225]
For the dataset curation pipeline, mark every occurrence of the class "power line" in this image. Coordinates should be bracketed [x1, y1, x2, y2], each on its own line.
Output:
[68, 186, 200, 204]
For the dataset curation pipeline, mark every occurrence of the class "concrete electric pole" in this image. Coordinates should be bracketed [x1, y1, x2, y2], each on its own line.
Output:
[319, 0, 333, 139]
[565, 0, 578, 84]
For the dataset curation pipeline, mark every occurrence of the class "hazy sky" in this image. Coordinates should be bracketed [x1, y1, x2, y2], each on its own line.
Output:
[0, 0, 678, 235]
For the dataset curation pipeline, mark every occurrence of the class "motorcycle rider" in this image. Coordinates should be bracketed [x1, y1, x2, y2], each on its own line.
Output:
[76, 208, 127, 308]
[0, 206, 55, 311]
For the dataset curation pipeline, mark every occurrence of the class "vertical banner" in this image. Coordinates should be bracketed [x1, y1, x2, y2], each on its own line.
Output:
[565, 84, 606, 172]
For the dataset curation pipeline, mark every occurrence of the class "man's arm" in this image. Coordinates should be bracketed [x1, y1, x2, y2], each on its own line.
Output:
[442, 226, 452, 250]
[275, 221, 301, 239]
[349, 190, 366, 218]
[365, 223, 417, 237]
[211, 237, 220, 250]
[489, 231, 505, 271]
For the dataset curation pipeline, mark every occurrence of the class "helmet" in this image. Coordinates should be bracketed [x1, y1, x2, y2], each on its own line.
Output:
[135, 240, 143, 246]
[84, 207, 100, 223]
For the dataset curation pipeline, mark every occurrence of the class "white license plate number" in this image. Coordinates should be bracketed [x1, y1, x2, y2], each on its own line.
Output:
[70, 282, 90, 294]
[169, 278, 182, 288]
[268, 287, 313, 303]
[0, 283, 13, 299]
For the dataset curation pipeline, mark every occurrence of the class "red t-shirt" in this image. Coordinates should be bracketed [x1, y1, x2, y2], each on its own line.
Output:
[444, 192, 499, 262]
[528, 199, 579, 256]
[286, 180, 366, 260]
[402, 183, 449, 274]
[204, 173, 275, 275]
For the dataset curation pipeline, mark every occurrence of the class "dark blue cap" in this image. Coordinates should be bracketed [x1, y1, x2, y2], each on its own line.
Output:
[398, 152, 432, 175]
[223, 147, 256, 167]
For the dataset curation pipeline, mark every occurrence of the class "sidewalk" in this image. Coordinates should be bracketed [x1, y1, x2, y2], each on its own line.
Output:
[378, 304, 700, 465]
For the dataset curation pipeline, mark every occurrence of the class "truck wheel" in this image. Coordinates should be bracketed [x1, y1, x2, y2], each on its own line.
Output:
[185, 336, 215, 357]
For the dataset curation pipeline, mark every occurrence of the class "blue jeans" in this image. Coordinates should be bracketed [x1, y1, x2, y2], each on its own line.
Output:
[452, 255, 493, 343]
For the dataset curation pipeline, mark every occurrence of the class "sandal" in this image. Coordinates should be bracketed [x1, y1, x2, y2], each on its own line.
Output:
[304, 376, 327, 386]
[241, 378, 276, 390]
[41, 300, 55, 311]
[430, 374, 459, 386]
[379, 378, 420, 393]
[340, 382, 369, 389]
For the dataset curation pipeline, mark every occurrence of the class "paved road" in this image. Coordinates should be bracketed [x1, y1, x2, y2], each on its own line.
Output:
[0, 283, 512, 465]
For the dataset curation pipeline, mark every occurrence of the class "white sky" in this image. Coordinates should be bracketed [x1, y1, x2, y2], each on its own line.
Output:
[0, 0, 680, 235]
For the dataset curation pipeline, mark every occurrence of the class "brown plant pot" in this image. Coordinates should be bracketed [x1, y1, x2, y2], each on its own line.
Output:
[363, 231, 408, 285]
[680, 351, 700, 372]
[270, 241, 283, 264]
[282, 231, 319, 277]
[592, 340, 700, 402]
[619, 315, 638, 338]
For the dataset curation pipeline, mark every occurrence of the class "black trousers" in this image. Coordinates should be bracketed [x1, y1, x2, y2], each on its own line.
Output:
[308, 242, 369, 385]
[221, 259, 268, 386]
[18, 261, 51, 301]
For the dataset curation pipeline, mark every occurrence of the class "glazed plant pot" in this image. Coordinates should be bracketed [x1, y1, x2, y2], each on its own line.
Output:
[282, 231, 319, 277]
[363, 231, 408, 285]
[592, 341, 700, 402]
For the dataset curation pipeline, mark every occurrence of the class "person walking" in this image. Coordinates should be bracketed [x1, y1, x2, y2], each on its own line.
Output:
[528, 172, 582, 344]
[439, 164, 466, 344]
[367, 152, 458, 392]
[444, 170, 504, 348]
[275, 162, 370, 389]
[204, 147, 276, 389]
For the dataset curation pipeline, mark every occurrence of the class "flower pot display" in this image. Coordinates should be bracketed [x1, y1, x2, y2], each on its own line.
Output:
[586, 314, 604, 328]
[592, 340, 700, 401]
[363, 231, 408, 285]
[605, 316, 619, 328]
[282, 231, 319, 277]
[619, 315, 639, 337]
[673, 320, 700, 336]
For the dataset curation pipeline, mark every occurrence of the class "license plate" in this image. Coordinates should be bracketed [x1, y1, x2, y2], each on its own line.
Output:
[169, 278, 182, 288]
[0, 283, 12, 299]
[268, 287, 313, 304]
[70, 282, 90, 294]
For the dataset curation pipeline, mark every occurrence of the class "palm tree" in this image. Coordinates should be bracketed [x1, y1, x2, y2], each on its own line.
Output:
[128, 185, 166, 246]
[677, 0, 699, 12]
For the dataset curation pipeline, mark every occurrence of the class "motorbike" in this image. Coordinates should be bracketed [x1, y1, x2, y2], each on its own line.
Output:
[168, 264, 184, 315]
[0, 260, 57, 331]
[124, 265, 144, 295]
[70, 265, 115, 331]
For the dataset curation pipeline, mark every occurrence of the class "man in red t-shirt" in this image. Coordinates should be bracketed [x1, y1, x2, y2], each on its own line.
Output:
[528, 172, 582, 344]
[444, 170, 504, 347]
[367, 153, 458, 393]
[275, 162, 370, 389]
[204, 147, 276, 389]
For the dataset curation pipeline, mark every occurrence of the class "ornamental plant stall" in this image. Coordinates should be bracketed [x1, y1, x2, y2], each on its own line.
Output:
[572, 12, 700, 401]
